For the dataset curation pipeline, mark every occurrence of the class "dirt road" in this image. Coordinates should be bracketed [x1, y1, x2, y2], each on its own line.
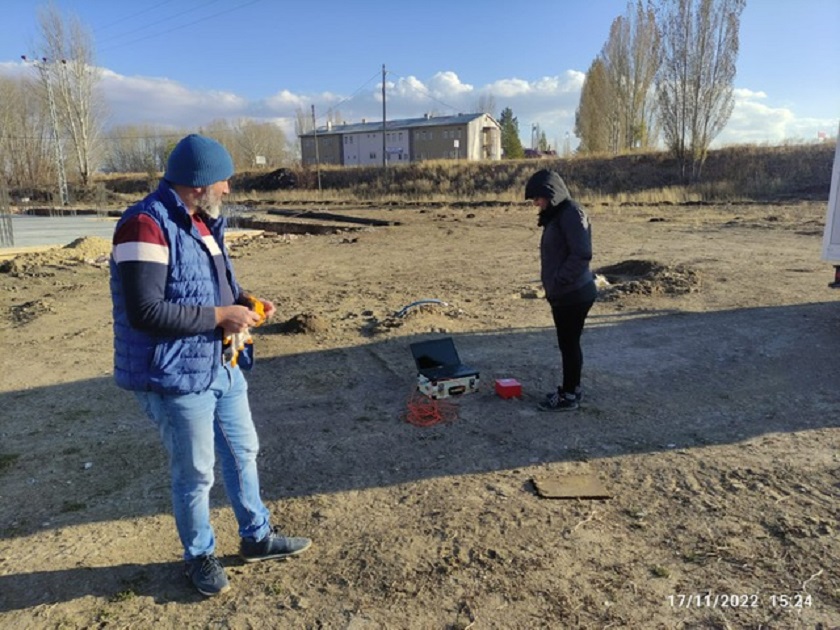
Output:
[1, 200, 837, 629]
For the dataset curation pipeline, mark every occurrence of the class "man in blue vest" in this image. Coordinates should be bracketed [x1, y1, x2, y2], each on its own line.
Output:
[110, 134, 311, 597]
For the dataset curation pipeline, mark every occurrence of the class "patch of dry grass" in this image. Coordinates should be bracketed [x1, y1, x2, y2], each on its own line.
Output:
[12, 140, 835, 209]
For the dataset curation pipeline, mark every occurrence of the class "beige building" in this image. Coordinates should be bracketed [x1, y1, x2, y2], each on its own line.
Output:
[299, 113, 501, 167]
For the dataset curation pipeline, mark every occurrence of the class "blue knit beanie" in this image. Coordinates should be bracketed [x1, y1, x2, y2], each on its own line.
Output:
[164, 134, 234, 186]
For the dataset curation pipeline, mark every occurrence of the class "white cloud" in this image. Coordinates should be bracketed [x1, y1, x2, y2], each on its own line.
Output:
[426, 71, 473, 97]
[99, 69, 247, 128]
[1, 61, 834, 148]
[487, 77, 532, 98]
[262, 89, 309, 110]
[713, 86, 836, 146]
[733, 87, 768, 100]
[390, 75, 426, 98]
[0, 60, 27, 78]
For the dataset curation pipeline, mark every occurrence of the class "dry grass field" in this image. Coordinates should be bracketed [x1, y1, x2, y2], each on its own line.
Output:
[1, 145, 839, 628]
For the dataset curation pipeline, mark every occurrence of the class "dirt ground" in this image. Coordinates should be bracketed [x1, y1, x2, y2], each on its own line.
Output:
[1, 199, 838, 629]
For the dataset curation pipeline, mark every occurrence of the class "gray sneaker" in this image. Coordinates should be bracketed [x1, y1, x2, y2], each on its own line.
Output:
[538, 391, 580, 412]
[240, 527, 312, 563]
[185, 554, 230, 597]
[545, 388, 583, 403]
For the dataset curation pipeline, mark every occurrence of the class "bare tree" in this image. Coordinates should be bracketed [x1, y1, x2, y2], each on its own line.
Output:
[231, 119, 291, 169]
[325, 108, 343, 127]
[36, 3, 107, 187]
[102, 125, 173, 174]
[656, 0, 745, 180]
[295, 106, 314, 137]
[475, 94, 497, 117]
[0, 75, 54, 190]
[201, 119, 291, 171]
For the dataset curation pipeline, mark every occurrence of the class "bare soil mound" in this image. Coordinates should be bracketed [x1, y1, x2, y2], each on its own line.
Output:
[270, 312, 330, 335]
[596, 258, 701, 299]
[0, 236, 111, 276]
[366, 301, 468, 336]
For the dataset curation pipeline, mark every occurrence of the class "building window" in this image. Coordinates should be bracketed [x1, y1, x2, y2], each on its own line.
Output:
[370, 152, 377, 159]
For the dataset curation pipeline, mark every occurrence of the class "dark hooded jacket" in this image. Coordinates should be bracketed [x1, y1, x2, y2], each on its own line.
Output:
[525, 169, 595, 304]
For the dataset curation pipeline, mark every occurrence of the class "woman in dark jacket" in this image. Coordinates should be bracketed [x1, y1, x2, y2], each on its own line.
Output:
[525, 169, 597, 411]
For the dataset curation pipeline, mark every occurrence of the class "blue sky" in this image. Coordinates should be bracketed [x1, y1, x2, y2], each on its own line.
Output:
[1, 0, 838, 149]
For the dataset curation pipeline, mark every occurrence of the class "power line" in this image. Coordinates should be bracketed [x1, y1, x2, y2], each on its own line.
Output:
[98, 0, 262, 53]
[309, 66, 462, 129]
[93, 0, 177, 33]
[96, 0, 223, 46]
[311, 69, 382, 126]
[3, 131, 200, 142]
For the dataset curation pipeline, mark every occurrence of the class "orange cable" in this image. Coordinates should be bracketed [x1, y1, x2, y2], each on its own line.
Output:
[404, 389, 458, 427]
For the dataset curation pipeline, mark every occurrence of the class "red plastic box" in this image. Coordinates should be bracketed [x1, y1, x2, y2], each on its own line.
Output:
[494, 378, 522, 399]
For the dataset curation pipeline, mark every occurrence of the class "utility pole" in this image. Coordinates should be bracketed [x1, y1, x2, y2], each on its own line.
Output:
[22, 55, 69, 207]
[382, 64, 387, 169]
[0, 183, 13, 248]
[311, 104, 321, 194]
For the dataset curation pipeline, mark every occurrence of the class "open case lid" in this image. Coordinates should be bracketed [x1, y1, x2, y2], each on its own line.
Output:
[409, 337, 462, 370]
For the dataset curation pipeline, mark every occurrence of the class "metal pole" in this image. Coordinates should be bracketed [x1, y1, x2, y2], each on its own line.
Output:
[23, 56, 69, 207]
[311, 104, 322, 194]
[0, 183, 13, 247]
[382, 64, 386, 169]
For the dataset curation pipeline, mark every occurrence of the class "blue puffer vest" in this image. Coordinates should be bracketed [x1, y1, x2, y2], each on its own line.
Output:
[110, 181, 241, 394]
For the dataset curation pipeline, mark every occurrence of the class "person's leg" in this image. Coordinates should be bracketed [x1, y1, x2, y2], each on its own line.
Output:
[214, 364, 312, 563]
[213, 364, 271, 543]
[551, 299, 595, 393]
[135, 386, 219, 561]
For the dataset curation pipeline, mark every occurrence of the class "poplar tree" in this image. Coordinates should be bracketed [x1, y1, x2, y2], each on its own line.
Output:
[601, 1, 661, 150]
[656, 0, 745, 180]
[575, 59, 613, 154]
[576, 1, 660, 154]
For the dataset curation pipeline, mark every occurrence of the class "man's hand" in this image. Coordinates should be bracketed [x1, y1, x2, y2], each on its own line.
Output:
[258, 299, 276, 320]
[215, 305, 263, 334]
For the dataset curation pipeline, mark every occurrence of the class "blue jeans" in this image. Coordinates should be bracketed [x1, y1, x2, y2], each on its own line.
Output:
[135, 364, 271, 560]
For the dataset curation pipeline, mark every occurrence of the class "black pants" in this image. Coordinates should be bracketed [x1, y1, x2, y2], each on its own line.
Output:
[550, 298, 595, 393]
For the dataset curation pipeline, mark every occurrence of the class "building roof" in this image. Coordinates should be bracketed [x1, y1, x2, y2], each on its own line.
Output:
[299, 113, 497, 137]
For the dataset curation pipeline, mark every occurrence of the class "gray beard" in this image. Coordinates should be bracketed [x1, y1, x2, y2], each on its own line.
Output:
[196, 191, 222, 219]
[202, 204, 222, 219]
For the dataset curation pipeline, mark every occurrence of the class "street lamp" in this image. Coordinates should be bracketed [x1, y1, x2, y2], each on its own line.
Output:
[21, 55, 70, 207]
